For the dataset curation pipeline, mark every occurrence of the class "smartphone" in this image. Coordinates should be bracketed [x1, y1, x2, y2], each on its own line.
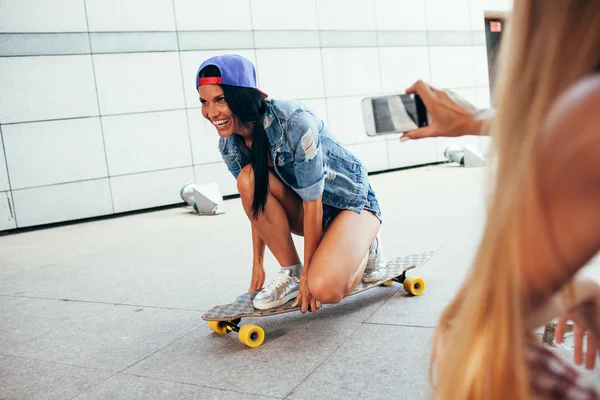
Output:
[362, 93, 429, 136]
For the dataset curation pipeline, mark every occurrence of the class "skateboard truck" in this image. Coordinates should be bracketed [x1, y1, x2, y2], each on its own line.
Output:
[222, 318, 241, 333]
[381, 266, 426, 295]
[207, 318, 265, 348]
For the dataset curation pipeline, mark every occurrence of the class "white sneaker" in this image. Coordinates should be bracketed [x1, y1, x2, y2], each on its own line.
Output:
[363, 234, 387, 283]
[253, 267, 301, 310]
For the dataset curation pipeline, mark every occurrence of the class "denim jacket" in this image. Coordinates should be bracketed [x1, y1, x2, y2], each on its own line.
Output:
[218, 99, 368, 212]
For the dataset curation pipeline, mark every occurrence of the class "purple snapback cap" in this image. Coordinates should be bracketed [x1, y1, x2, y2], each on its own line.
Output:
[196, 54, 267, 97]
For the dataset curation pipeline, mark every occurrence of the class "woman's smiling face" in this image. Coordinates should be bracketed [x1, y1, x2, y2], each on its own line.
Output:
[199, 84, 237, 138]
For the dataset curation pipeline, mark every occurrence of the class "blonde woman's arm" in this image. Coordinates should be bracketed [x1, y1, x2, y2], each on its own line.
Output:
[523, 75, 600, 305]
[520, 76, 600, 372]
[526, 276, 599, 331]
[403, 80, 495, 139]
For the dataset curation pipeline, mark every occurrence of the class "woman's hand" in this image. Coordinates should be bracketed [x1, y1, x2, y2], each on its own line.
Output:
[293, 272, 322, 313]
[555, 284, 600, 370]
[249, 262, 266, 292]
[403, 80, 486, 139]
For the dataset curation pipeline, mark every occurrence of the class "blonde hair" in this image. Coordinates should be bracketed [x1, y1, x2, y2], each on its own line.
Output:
[431, 1, 600, 399]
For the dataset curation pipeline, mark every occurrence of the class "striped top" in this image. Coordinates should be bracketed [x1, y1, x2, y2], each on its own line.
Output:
[527, 344, 600, 399]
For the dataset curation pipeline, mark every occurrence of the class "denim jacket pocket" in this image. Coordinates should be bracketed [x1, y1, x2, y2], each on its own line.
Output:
[323, 150, 363, 197]
[325, 149, 360, 175]
[274, 150, 293, 167]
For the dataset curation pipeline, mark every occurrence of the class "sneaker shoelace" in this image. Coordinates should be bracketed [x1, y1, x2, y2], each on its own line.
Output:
[264, 273, 295, 298]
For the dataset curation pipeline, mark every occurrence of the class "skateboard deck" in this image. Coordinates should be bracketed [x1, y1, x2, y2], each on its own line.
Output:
[202, 250, 436, 348]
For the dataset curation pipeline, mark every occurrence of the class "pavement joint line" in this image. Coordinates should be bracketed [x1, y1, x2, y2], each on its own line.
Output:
[69, 374, 119, 400]
[0, 352, 113, 373]
[358, 286, 401, 324]
[281, 322, 437, 398]
[363, 321, 437, 329]
[68, 326, 207, 400]
[119, 372, 284, 399]
[0, 294, 205, 313]
[282, 286, 405, 398]
[282, 321, 368, 399]
[117, 325, 202, 374]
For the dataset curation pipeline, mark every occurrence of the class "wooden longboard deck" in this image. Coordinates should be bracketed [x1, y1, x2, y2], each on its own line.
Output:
[202, 250, 436, 322]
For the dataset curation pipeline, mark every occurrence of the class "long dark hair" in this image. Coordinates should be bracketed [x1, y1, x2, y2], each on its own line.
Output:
[199, 65, 269, 219]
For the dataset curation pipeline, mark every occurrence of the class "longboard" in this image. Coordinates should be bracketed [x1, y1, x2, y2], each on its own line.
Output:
[202, 250, 436, 348]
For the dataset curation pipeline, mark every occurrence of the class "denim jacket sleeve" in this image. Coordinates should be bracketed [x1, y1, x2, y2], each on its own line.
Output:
[289, 110, 326, 201]
[219, 136, 247, 180]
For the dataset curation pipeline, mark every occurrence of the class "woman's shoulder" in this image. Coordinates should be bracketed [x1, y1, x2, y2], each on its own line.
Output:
[541, 74, 600, 148]
[545, 73, 600, 120]
[539, 74, 600, 175]
[267, 99, 320, 124]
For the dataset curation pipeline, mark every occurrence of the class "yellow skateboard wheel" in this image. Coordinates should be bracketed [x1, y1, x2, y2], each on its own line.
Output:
[207, 320, 227, 335]
[403, 276, 426, 296]
[381, 280, 394, 286]
[238, 324, 265, 348]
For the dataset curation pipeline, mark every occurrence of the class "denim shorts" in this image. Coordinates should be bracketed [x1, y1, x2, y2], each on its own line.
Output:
[322, 184, 382, 229]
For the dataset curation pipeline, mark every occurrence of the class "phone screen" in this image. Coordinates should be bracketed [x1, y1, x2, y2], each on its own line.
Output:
[371, 94, 427, 134]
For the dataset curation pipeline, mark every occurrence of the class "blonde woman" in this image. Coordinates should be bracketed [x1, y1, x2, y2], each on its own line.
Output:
[405, 1, 600, 398]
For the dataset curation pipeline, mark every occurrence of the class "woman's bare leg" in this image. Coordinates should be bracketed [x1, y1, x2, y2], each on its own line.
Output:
[237, 164, 304, 267]
[307, 209, 380, 304]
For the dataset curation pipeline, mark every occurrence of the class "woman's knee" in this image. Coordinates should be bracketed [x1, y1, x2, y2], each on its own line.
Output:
[237, 164, 254, 200]
[308, 272, 345, 304]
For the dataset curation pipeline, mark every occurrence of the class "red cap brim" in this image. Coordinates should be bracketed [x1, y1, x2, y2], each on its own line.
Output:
[198, 77, 222, 85]
[198, 76, 268, 98]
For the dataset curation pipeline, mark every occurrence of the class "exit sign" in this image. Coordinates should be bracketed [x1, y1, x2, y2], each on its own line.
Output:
[490, 21, 502, 32]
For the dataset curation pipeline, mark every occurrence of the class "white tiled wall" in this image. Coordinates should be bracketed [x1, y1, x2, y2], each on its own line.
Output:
[250, 0, 319, 30]
[93, 53, 185, 115]
[429, 47, 477, 89]
[470, 0, 488, 31]
[0, 56, 98, 123]
[317, 0, 376, 30]
[322, 48, 382, 97]
[12, 179, 113, 228]
[379, 47, 431, 93]
[85, 0, 176, 32]
[346, 141, 389, 173]
[473, 46, 491, 87]
[256, 49, 325, 99]
[0, 0, 88, 33]
[0, 138, 10, 192]
[476, 87, 492, 108]
[0, 192, 16, 231]
[194, 163, 238, 197]
[387, 137, 437, 169]
[102, 110, 192, 176]
[110, 167, 195, 213]
[375, 0, 427, 31]
[173, 0, 252, 31]
[2, 118, 108, 189]
[1, 0, 508, 229]
[326, 95, 383, 147]
[426, 0, 472, 31]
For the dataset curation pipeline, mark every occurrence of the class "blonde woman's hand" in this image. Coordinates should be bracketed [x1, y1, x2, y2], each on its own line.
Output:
[403, 80, 487, 139]
[555, 285, 600, 370]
